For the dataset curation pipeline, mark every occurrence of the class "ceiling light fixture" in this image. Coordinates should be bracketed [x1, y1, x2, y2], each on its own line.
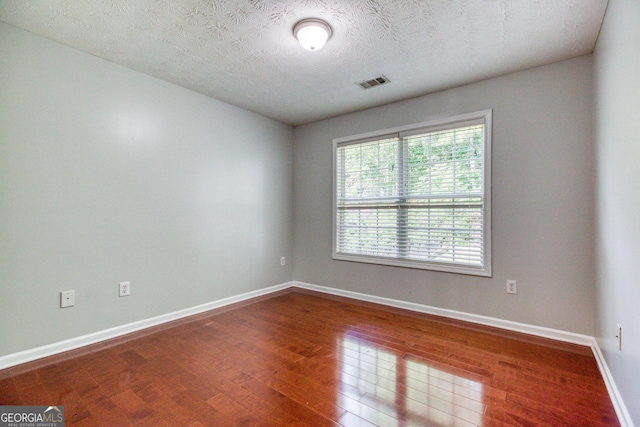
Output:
[293, 18, 332, 51]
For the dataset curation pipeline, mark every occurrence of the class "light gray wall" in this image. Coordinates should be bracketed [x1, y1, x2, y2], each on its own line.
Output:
[293, 56, 595, 335]
[594, 0, 640, 423]
[0, 23, 293, 356]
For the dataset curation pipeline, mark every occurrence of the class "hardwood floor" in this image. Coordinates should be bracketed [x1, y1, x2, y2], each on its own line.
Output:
[0, 289, 619, 426]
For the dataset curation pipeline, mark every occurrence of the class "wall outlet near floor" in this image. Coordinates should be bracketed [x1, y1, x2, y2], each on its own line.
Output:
[280, 256, 286, 266]
[119, 281, 131, 297]
[60, 290, 75, 308]
[616, 324, 622, 351]
[506, 280, 517, 294]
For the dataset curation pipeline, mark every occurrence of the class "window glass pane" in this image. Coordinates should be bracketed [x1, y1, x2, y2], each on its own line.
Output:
[338, 137, 398, 201]
[337, 207, 398, 257]
[406, 125, 484, 197]
[404, 200, 483, 266]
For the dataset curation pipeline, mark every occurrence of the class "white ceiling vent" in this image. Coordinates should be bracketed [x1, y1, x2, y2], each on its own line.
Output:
[357, 75, 390, 90]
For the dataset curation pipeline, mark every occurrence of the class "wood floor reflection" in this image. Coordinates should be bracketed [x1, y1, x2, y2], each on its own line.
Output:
[0, 289, 619, 426]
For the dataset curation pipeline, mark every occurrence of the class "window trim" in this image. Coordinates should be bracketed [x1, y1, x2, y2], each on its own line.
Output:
[332, 110, 492, 277]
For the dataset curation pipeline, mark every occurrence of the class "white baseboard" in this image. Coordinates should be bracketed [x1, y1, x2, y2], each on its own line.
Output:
[0, 282, 293, 371]
[0, 280, 631, 426]
[292, 281, 593, 345]
[590, 338, 634, 427]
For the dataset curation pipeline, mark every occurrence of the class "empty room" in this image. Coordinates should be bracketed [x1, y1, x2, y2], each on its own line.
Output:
[0, 0, 638, 426]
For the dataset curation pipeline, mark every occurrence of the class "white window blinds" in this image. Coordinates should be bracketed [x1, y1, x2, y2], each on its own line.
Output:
[334, 111, 491, 276]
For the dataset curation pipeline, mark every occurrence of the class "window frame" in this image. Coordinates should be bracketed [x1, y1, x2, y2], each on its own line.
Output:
[332, 110, 492, 277]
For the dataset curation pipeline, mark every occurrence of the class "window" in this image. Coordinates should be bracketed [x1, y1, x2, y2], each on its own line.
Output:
[333, 110, 491, 276]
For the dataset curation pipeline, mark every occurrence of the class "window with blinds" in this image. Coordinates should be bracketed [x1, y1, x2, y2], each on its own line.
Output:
[333, 110, 492, 276]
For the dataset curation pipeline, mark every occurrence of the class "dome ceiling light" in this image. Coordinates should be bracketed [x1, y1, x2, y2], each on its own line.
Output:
[293, 18, 332, 51]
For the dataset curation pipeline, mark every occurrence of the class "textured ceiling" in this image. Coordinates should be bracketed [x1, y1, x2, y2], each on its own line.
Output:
[0, 0, 608, 126]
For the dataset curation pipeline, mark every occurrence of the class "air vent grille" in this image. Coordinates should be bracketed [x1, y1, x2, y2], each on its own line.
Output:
[357, 75, 390, 90]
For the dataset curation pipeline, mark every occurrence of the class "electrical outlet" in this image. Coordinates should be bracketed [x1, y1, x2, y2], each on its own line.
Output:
[506, 280, 517, 294]
[119, 281, 130, 297]
[280, 256, 286, 266]
[616, 324, 622, 351]
[60, 290, 75, 308]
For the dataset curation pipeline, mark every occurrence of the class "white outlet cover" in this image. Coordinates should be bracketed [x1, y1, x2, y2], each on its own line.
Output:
[119, 281, 131, 297]
[60, 290, 75, 308]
